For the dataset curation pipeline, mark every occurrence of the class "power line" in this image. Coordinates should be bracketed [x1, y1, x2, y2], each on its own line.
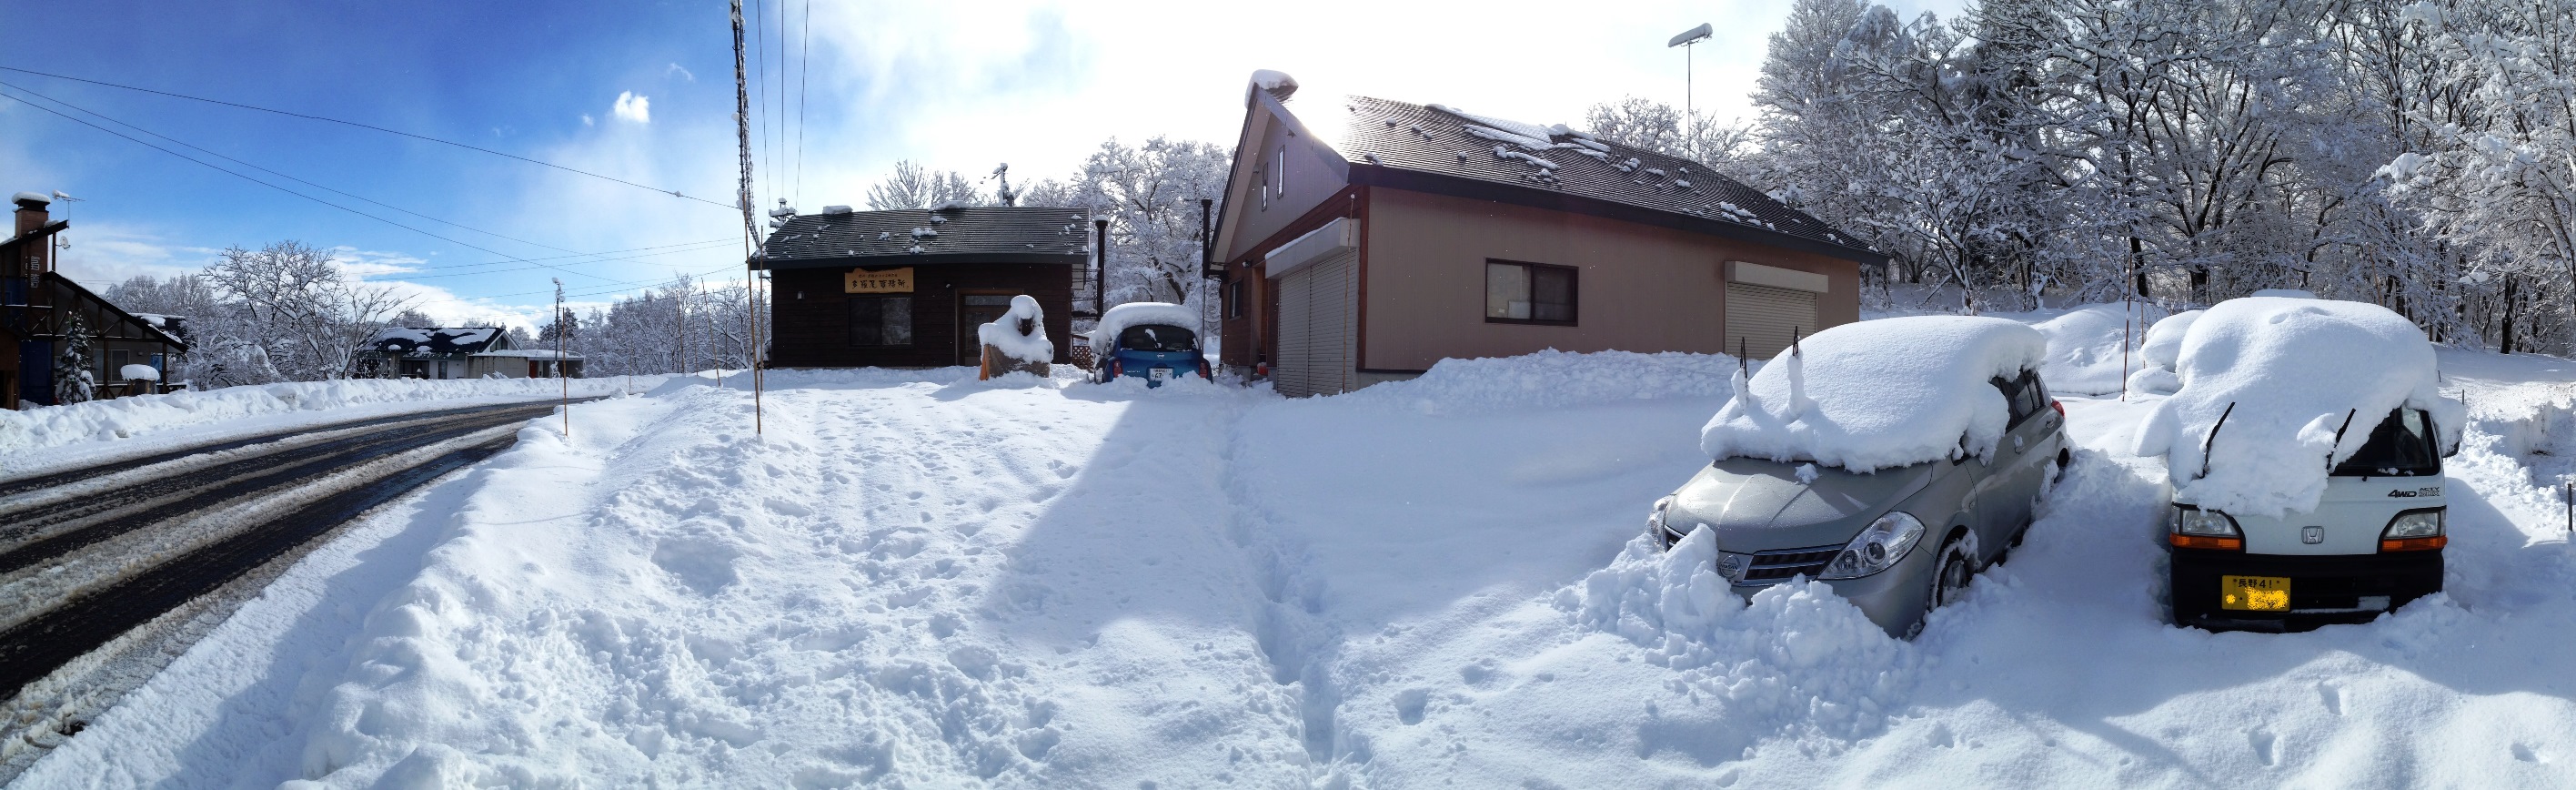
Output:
[0, 85, 625, 283]
[0, 65, 738, 210]
[2, 78, 583, 257]
[750, 0, 772, 215]
[382, 238, 740, 281]
[387, 237, 739, 273]
[795, 0, 812, 208]
[410, 259, 749, 308]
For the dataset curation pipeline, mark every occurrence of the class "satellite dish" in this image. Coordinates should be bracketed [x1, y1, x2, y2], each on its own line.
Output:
[1668, 24, 1713, 47]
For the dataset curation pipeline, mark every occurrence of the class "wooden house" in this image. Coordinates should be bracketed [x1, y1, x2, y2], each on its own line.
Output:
[752, 205, 1092, 368]
[2, 192, 191, 410]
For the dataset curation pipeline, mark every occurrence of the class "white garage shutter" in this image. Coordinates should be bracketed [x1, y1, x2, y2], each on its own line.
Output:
[1724, 282, 1819, 360]
[1275, 249, 1357, 398]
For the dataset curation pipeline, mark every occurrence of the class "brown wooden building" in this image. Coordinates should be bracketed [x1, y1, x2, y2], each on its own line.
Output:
[1211, 77, 1887, 397]
[3, 192, 190, 410]
[752, 206, 1092, 368]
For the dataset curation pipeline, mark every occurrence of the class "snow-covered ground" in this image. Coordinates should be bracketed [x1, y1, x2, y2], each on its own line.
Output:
[21, 320, 2576, 787]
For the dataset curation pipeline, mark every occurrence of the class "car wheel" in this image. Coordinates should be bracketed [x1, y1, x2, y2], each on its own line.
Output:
[1905, 534, 1976, 640]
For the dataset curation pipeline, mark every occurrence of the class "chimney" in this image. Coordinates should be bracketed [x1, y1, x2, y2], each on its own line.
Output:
[14, 190, 51, 238]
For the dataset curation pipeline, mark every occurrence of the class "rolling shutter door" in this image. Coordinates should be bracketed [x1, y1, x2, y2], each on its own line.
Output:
[1274, 249, 1356, 397]
[1724, 282, 1818, 360]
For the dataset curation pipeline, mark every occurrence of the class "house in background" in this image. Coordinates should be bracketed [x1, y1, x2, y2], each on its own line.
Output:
[1211, 74, 1887, 397]
[363, 327, 509, 379]
[468, 348, 582, 379]
[2, 192, 191, 410]
[753, 205, 1092, 369]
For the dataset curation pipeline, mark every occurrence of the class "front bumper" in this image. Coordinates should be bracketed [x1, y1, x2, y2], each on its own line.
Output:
[1727, 542, 1938, 640]
[2168, 548, 2441, 631]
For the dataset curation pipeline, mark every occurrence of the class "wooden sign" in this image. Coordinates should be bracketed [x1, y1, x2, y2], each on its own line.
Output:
[846, 267, 914, 294]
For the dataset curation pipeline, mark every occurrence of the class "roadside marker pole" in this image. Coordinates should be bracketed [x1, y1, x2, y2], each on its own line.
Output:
[729, 0, 762, 436]
[555, 278, 568, 438]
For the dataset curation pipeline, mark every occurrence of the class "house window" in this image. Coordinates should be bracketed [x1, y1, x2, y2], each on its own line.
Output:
[850, 296, 913, 346]
[1484, 260, 1577, 325]
[1226, 279, 1245, 319]
[108, 349, 130, 378]
[1274, 147, 1286, 197]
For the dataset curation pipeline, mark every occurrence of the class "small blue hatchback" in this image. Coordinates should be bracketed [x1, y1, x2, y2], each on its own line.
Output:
[1095, 322, 1210, 387]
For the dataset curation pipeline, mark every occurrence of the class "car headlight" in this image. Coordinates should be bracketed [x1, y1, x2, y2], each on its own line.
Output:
[2382, 509, 2442, 539]
[1820, 511, 1926, 580]
[2170, 505, 2239, 537]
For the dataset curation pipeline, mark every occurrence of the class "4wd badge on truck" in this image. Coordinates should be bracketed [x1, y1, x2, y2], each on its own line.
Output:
[2388, 486, 2441, 498]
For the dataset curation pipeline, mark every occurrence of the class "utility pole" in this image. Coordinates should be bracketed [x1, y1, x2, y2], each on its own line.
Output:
[554, 278, 568, 437]
[731, 0, 763, 434]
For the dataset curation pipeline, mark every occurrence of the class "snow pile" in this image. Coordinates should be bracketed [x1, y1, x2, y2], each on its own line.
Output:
[1701, 316, 2048, 471]
[974, 294, 1052, 363]
[1087, 301, 1199, 351]
[117, 364, 160, 381]
[2028, 303, 2166, 395]
[2132, 297, 2464, 516]
[1324, 349, 1735, 414]
[1564, 527, 1920, 744]
[0, 378, 634, 456]
[2125, 309, 2202, 395]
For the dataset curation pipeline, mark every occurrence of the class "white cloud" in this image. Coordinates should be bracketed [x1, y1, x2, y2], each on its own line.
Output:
[667, 63, 696, 82]
[582, 114, 595, 127]
[612, 91, 650, 124]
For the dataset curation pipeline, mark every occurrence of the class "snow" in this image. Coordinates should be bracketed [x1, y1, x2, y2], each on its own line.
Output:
[1425, 103, 1561, 149]
[11, 190, 49, 205]
[1250, 68, 1296, 93]
[1087, 301, 1200, 351]
[470, 349, 580, 360]
[1701, 316, 2048, 471]
[2028, 303, 2168, 395]
[2131, 297, 2463, 517]
[975, 294, 1052, 363]
[39, 310, 2576, 787]
[0, 377, 646, 473]
[118, 364, 160, 381]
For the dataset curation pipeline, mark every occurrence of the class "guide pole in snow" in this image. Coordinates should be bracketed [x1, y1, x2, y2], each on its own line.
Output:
[731, 0, 762, 435]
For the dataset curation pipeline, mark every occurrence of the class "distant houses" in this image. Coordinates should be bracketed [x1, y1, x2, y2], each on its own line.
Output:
[361, 327, 582, 380]
[1209, 75, 1885, 397]
[1, 192, 190, 410]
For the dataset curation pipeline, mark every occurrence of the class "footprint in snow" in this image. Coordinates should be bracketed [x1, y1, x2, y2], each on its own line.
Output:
[2249, 728, 2277, 766]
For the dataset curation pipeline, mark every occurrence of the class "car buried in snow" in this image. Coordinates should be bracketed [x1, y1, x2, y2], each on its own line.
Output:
[1651, 317, 2069, 639]
[2134, 296, 2463, 632]
[1090, 302, 1211, 387]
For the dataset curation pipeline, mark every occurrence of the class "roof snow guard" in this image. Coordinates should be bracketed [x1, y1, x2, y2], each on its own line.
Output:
[751, 206, 1093, 270]
[1333, 96, 1883, 266]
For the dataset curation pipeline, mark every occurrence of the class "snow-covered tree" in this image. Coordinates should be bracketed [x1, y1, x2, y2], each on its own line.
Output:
[54, 311, 95, 404]
[865, 160, 986, 209]
[1039, 137, 1229, 316]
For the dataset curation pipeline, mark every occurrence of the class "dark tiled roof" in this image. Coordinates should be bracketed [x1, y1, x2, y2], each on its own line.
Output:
[755, 206, 1093, 266]
[369, 327, 504, 356]
[1333, 96, 1874, 258]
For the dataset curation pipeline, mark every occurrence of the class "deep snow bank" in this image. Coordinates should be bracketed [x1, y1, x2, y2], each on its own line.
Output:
[0, 377, 649, 458]
[2028, 303, 2167, 395]
[1323, 349, 1736, 414]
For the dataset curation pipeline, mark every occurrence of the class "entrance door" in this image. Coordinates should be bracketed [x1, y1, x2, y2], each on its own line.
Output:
[1274, 249, 1356, 398]
[959, 293, 1016, 366]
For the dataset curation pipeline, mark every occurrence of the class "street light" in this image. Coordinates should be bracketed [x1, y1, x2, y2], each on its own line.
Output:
[1668, 23, 1713, 122]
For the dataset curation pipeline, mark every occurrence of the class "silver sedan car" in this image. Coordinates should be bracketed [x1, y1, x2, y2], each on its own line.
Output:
[1651, 366, 2069, 639]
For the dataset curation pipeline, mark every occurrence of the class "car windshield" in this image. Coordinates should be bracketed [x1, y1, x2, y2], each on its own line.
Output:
[2329, 408, 2440, 477]
[1118, 324, 1196, 352]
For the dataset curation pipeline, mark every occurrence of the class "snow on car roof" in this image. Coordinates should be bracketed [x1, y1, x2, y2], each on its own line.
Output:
[1699, 316, 2048, 472]
[2131, 297, 2461, 517]
[1090, 302, 1199, 349]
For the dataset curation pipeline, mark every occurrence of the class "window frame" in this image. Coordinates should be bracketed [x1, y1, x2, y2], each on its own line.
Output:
[1226, 279, 1245, 319]
[1482, 258, 1580, 327]
[848, 295, 915, 347]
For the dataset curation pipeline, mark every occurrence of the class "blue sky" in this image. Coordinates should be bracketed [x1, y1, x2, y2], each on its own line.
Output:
[3, 0, 1958, 328]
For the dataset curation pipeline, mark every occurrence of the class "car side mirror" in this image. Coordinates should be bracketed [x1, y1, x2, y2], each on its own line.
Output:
[1952, 433, 1973, 465]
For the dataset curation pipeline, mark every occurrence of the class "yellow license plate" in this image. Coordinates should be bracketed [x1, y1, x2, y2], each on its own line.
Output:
[2221, 575, 2291, 612]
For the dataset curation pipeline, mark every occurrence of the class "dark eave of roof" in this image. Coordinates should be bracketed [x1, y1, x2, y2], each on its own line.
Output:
[752, 205, 1093, 269]
[755, 251, 1087, 270]
[0, 219, 69, 251]
[1351, 165, 1890, 267]
[41, 271, 190, 350]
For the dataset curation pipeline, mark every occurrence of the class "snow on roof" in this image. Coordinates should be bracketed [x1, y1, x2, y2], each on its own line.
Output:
[976, 295, 1052, 363]
[1089, 302, 1200, 349]
[1700, 317, 2048, 472]
[119, 363, 160, 381]
[2130, 297, 2461, 517]
[11, 191, 48, 205]
[369, 327, 504, 355]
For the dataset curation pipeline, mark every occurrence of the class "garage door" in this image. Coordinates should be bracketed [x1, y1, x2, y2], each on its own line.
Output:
[1275, 249, 1356, 398]
[1724, 281, 1818, 360]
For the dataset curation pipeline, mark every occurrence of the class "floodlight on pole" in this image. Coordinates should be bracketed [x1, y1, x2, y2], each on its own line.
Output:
[1668, 23, 1713, 123]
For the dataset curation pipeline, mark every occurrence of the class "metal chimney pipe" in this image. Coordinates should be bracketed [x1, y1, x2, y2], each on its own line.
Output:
[1198, 198, 1214, 271]
[1092, 218, 1110, 312]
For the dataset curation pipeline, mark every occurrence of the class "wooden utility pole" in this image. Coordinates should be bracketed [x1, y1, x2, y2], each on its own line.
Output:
[554, 278, 569, 437]
[730, 0, 763, 434]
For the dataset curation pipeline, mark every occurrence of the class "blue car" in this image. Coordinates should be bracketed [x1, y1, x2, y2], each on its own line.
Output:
[1095, 321, 1210, 386]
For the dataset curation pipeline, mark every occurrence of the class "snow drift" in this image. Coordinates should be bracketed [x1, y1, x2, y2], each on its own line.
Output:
[1700, 316, 2048, 472]
[2028, 304, 2166, 395]
[2131, 297, 2463, 516]
[0, 378, 639, 458]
